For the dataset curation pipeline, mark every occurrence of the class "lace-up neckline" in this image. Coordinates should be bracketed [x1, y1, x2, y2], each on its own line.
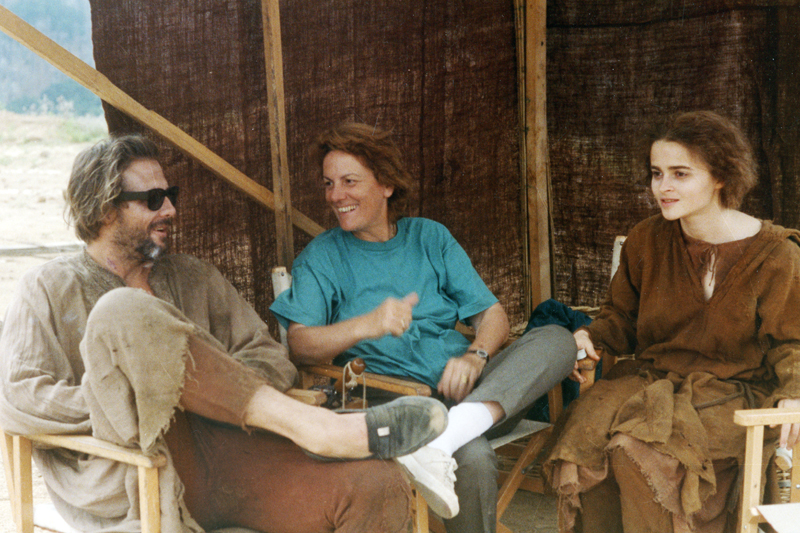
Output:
[682, 230, 758, 299]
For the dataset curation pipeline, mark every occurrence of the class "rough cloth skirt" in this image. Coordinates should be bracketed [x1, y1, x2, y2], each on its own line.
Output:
[544, 368, 771, 533]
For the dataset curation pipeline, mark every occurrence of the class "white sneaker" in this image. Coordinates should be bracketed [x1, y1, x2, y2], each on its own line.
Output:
[395, 446, 460, 519]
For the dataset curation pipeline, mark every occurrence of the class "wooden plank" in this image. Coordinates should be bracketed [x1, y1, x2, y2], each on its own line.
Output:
[12, 436, 33, 533]
[513, 0, 531, 316]
[261, 0, 295, 268]
[1, 432, 19, 527]
[523, 0, 551, 308]
[413, 490, 429, 533]
[301, 365, 432, 397]
[738, 424, 765, 533]
[0, 4, 323, 238]
[792, 445, 800, 505]
[496, 428, 551, 517]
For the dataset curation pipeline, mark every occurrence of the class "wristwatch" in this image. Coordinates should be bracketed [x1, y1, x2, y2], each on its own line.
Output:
[467, 348, 489, 360]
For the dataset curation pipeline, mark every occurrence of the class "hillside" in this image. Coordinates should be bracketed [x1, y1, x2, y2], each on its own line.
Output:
[0, 0, 101, 115]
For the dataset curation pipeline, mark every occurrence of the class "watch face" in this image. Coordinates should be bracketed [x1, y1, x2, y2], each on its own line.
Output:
[472, 349, 488, 359]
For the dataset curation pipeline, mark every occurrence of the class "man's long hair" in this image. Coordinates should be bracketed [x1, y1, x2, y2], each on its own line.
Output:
[66, 134, 159, 242]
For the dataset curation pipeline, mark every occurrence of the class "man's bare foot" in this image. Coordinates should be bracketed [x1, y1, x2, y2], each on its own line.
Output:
[244, 388, 447, 459]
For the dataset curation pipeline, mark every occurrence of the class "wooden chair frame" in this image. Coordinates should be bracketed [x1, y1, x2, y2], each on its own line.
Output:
[1, 431, 165, 533]
[1, 387, 324, 533]
[734, 407, 800, 533]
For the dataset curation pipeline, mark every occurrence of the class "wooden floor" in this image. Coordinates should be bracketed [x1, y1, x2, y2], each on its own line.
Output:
[0, 457, 558, 533]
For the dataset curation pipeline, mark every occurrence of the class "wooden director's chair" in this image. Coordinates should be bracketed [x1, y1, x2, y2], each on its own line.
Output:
[271, 267, 566, 533]
[0, 390, 322, 533]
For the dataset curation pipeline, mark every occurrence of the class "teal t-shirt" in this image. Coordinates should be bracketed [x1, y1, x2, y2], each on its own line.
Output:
[270, 217, 498, 387]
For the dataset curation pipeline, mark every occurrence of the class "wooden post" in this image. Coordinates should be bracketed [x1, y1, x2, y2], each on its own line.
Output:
[519, 0, 551, 310]
[0, 4, 323, 239]
[261, 0, 295, 268]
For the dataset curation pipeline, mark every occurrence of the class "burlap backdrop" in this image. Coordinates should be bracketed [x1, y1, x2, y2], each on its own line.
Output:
[88, 0, 800, 328]
[89, 0, 523, 330]
[548, 2, 800, 305]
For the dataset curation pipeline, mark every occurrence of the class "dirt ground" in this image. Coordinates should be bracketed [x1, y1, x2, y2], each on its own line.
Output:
[0, 110, 104, 316]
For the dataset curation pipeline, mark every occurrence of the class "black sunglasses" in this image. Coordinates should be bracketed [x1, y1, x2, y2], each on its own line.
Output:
[115, 186, 179, 211]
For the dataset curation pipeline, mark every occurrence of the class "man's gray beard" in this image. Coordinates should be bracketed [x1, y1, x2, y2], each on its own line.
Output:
[112, 226, 170, 264]
[135, 239, 168, 262]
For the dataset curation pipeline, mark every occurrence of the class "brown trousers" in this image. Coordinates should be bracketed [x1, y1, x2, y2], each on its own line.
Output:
[83, 287, 412, 533]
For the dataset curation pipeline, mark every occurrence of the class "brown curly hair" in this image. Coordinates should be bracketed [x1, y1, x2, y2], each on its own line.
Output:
[642, 111, 757, 209]
[310, 122, 413, 223]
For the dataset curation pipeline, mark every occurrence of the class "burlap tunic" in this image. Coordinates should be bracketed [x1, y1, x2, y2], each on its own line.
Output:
[0, 251, 297, 533]
[545, 216, 800, 532]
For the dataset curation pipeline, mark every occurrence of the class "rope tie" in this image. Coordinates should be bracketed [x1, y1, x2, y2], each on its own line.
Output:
[692, 379, 755, 410]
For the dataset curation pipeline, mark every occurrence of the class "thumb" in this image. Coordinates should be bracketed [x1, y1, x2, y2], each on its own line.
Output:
[403, 292, 420, 307]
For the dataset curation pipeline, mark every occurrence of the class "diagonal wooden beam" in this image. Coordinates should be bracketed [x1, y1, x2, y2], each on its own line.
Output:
[261, 0, 295, 268]
[0, 4, 323, 238]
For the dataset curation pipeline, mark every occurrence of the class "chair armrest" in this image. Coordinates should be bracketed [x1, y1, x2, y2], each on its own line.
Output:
[300, 364, 432, 397]
[734, 408, 800, 427]
[286, 387, 327, 405]
[26, 434, 166, 468]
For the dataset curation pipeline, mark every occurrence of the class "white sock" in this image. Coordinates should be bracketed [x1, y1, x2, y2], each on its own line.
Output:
[426, 402, 495, 456]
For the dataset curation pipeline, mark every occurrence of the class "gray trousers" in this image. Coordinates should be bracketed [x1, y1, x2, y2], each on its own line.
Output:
[363, 324, 576, 532]
[446, 324, 577, 533]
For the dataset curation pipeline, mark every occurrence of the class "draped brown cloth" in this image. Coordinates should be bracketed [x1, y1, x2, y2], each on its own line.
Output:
[86, 1, 800, 321]
[87, 0, 525, 327]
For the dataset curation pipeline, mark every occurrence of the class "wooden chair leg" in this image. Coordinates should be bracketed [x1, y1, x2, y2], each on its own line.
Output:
[412, 490, 429, 532]
[791, 446, 800, 503]
[11, 435, 34, 533]
[139, 464, 161, 533]
[496, 427, 552, 519]
[1, 433, 18, 526]
[546, 385, 562, 423]
[738, 424, 764, 533]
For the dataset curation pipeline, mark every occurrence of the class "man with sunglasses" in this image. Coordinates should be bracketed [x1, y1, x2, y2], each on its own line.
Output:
[0, 134, 448, 533]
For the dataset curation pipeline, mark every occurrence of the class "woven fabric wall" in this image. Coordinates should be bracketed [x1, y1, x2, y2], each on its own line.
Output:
[87, 0, 800, 325]
[89, 0, 524, 327]
[547, 2, 800, 306]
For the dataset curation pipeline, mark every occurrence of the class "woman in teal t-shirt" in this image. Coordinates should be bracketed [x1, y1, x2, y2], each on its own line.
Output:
[270, 122, 576, 532]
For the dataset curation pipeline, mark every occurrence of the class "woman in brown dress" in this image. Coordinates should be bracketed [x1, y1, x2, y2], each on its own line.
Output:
[545, 111, 800, 533]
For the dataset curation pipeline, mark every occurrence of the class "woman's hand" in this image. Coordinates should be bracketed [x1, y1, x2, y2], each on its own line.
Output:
[364, 293, 419, 338]
[287, 293, 418, 364]
[438, 352, 485, 402]
[774, 398, 800, 450]
[569, 329, 600, 383]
